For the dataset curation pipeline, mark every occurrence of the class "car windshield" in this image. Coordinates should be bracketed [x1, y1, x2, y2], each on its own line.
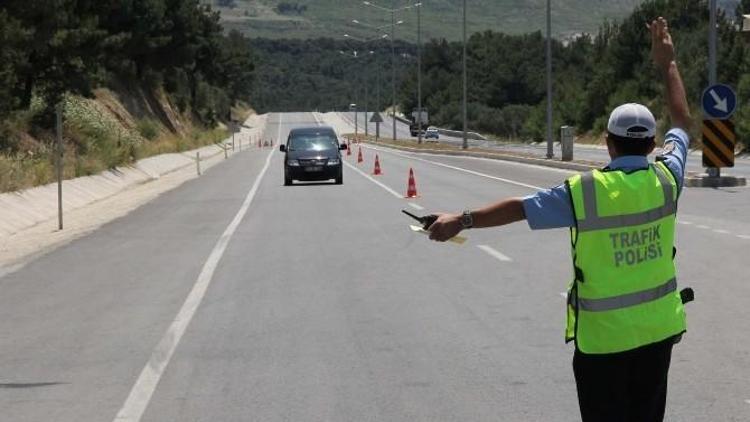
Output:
[289, 134, 338, 151]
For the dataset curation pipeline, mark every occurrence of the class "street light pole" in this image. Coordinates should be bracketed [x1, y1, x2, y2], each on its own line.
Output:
[462, 0, 468, 150]
[417, 3, 423, 144]
[545, 0, 553, 159]
[391, 6, 397, 140]
[362, 1, 418, 141]
[707, 0, 719, 177]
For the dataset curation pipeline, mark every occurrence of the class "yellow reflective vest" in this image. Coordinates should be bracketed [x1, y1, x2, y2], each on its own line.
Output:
[565, 161, 686, 354]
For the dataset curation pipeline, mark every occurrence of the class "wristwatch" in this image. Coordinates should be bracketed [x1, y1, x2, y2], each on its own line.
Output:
[460, 210, 474, 229]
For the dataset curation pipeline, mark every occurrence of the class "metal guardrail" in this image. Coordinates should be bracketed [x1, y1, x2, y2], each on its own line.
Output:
[388, 112, 486, 141]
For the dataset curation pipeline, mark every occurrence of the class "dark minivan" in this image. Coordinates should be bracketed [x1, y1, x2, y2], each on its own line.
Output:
[279, 126, 347, 185]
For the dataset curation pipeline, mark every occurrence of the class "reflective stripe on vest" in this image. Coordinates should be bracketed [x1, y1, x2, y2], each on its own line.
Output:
[577, 164, 676, 232]
[572, 277, 677, 312]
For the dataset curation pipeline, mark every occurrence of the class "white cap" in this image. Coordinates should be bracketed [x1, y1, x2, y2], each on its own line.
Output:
[607, 103, 656, 139]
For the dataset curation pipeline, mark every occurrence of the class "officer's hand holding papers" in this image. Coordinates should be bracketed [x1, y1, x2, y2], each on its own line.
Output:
[424, 213, 466, 244]
[402, 210, 467, 245]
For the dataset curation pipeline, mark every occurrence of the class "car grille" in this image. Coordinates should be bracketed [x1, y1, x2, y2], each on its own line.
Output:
[299, 159, 328, 166]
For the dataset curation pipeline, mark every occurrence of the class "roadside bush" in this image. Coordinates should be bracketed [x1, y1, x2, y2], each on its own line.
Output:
[137, 119, 160, 140]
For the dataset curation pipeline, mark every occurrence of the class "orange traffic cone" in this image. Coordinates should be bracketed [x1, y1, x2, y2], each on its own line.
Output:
[405, 168, 419, 198]
[373, 154, 382, 175]
[346, 140, 352, 156]
[357, 147, 364, 164]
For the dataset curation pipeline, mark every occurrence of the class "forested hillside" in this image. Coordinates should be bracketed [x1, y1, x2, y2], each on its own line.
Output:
[397, 0, 750, 144]
[248, 0, 750, 148]
[208, 0, 738, 40]
[249, 38, 414, 112]
[0, 0, 255, 191]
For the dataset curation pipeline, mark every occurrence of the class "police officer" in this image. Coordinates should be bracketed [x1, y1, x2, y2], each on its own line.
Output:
[427, 17, 690, 422]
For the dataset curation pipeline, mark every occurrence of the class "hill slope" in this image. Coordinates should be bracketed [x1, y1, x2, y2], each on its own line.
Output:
[207, 0, 737, 40]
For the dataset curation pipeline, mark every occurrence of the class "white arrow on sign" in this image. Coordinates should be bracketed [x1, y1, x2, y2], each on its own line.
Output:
[709, 89, 728, 113]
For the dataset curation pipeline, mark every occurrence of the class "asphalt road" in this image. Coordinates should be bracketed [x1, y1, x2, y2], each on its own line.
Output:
[346, 111, 750, 177]
[1, 112, 749, 421]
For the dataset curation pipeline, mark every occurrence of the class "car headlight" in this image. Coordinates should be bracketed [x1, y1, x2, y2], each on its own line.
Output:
[287, 159, 300, 166]
[327, 158, 340, 166]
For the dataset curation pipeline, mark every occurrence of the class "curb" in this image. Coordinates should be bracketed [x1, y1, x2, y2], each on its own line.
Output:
[684, 175, 747, 188]
[360, 140, 600, 172]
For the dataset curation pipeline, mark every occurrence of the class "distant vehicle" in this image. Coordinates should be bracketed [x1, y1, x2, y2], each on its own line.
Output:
[425, 126, 439, 140]
[409, 108, 429, 136]
[279, 126, 347, 185]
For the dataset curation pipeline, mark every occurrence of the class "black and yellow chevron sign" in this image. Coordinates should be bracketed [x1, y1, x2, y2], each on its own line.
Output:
[702, 119, 735, 168]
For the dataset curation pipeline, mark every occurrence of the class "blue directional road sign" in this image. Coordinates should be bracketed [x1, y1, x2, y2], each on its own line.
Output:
[702, 84, 737, 119]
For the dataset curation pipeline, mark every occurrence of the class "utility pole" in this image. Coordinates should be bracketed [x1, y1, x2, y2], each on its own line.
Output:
[56, 103, 64, 230]
[707, 0, 719, 177]
[391, 4, 397, 140]
[546, 0, 553, 159]
[462, 0, 468, 150]
[417, 3, 423, 144]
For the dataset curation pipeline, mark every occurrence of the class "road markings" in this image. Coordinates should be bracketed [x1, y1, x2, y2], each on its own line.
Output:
[362, 145, 544, 190]
[477, 245, 513, 262]
[343, 161, 403, 199]
[559, 292, 568, 299]
[695, 225, 710, 229]
[738, 235, 750, 240]
[678, 220, 694, 225]
[112, 117, 279, 422]
[408, 203, 425, 211]
[712, 229, 730, 234]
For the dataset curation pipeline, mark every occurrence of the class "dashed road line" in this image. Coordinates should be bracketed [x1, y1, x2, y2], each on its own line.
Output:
[343, 160, 403, 199]
[678, 220, 694, 225]
[712, 229, 730, 234]
[738, 235, 750, 240]
[477, 245, 513, 262]
[695, 225, 710, 229]
[408, 203, 425, 211]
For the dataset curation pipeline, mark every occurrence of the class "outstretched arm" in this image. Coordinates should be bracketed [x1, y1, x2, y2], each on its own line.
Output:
[427, 198, 526, 242]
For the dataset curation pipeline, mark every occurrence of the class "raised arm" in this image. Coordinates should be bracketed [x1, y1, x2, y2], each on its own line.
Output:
[649, 17, 691, 131]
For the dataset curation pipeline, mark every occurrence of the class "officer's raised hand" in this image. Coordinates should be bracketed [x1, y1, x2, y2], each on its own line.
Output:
[648, 17, 674, 71]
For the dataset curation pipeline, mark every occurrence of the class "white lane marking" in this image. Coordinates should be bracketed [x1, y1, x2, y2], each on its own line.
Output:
[712, 229, 730, 234]
[477, 245, 513, 262]
[343, 161, 403, 199]
[376, 144, 577, 176]
[695, 225, 710, 229]
[362, 144, 543, 190]
[559, 292, 568, 298]
[112, 118, 279, 422]
[408, 203, 425, 211]
[738, 235, 750, 240]
[744, 399, 750, 405]
[678, 221, 694, 225]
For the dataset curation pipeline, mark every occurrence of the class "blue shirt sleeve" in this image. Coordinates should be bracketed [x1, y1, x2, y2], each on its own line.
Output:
[656, 128, 689, 194]
[523, 184, 575, 230]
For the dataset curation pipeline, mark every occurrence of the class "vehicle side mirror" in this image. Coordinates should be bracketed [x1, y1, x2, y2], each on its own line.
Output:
[339, 143, 348, 150]
[279, 145, 286, 152]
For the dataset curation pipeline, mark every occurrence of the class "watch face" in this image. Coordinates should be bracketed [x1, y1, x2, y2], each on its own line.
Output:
[461, 212, 473, 228]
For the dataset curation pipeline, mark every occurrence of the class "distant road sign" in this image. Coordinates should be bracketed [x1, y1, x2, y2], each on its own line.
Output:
[702, 119, 735, 168]
[370, 112, 384, 123]
[701, 84, 736, 119]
